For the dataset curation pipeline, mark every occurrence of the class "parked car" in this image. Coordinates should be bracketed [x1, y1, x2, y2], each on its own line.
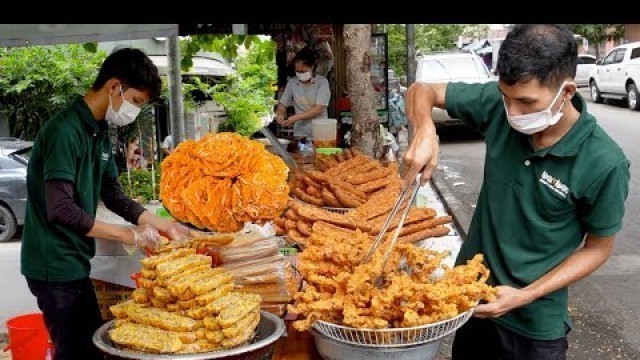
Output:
[575, 54, 598, 87]
[588, 41, 640, 110]
[0, 138, 32, 242]
[415, 50, 495, 126]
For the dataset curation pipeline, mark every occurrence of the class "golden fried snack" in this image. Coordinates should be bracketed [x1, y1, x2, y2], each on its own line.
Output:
[113, 319, 131, 328]
[152, 286, 173, 303]
[327, 179, 367, 200]
[176, 289, 196, 301]
[284, 219, 298, 232]
[190, 273, 234, 297]
[203, 316, 221, 331]
[294, 202, 365, 231]
[305, 185, 322, 198]
[217, 295, 262, 328]
[321, 188, 343, 208]
[178, 332, 197, 344]
[177, 298, 198, 310]
[126, 306, 198, 332]
[350, 167, 393, 186]
[296, 220, 312, 237]
[284, 208, 299, 221]
[166, 303, 180, 312]
[335, 152, 345, 163]
[196, 282, 235, 307]
[138, 278, 156, 290]
[356, 177, 394, 194]
[332, 186, 365, 208]
[195, 327, 207, 340]
[340, 162, 380, 183]
[303, 175, 323, 189]
[369, 207, 437, 235]
[131, 288, 150, 304]
[395, 216, 453, 237]
[140, 268, 156, 280]
[221, 314, 260, 349]
[397, 225, 451, 244]
[287, 229, 308, 246]
[150, 296, 169, 309]
[156, 255, 212, 279]
[182, 306, 209, 320]
[206, 292, 245, 314]
[168, 268, 225, 297]
[343, 148, 353, 160]
[141, 248, 196, 269]
[156, 264, 212, 287]
[274, 224, 286, 236]
[109, 322, 183, 354]
[306, 170, 329, 184]
[324, 155, 367, 178]
[109, 299, 147, 319]
[205, 330, 225, 344]
[222, 310, 260, 338]
[293, 187, 324, 206]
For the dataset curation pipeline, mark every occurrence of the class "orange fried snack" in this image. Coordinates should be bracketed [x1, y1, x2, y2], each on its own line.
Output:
[160, 133, 290, 232]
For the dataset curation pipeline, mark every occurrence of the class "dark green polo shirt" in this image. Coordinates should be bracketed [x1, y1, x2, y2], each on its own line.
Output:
[21, 96, 118, 282]
[446, 82, 630, 340]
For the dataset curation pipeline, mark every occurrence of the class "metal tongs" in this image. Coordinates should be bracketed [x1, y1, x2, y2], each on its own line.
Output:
[360, 173, 423, 286]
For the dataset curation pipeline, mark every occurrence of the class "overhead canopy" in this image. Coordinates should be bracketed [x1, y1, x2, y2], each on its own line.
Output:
[0, 24, 178, 47]
[148, 55, 234, 77]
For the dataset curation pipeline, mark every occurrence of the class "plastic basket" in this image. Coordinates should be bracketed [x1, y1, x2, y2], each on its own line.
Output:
[91, 279, 134, 322]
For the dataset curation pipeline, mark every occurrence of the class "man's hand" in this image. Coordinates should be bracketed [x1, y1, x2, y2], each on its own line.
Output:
[473, 285, 533, 319]
[129, 224, 162, 250]
[401, 125, 439, 186]
[157, 219, 189, 243]
[276, 114, 287, 126]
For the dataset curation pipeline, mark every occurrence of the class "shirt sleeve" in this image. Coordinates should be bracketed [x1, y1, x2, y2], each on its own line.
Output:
[580, 159, 631, 237]
[161, 136, 170, 149]
[315, 77, 331, 106]
[279, 81, 294, 107]
[42, 122, 81, 182]
[45, 180, 95, 235]
[445, 81, 503, 136]
[101, 157, 146, 224]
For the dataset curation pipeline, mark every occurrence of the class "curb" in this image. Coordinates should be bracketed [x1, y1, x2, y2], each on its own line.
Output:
[429, 169, 472, 241]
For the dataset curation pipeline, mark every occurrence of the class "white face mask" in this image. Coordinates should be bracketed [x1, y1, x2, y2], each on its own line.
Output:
[503, 81, 568, 135]
[296, 71, 312, 82]
[105, 85, 141, 127]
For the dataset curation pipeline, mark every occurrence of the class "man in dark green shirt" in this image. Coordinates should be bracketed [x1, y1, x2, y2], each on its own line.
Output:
[21, 48, 188, 360]
[403, 24, 630, 360]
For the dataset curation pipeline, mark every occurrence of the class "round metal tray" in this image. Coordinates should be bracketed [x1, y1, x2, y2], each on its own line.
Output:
[93, 311, 285, 360]
[310, 328, 444, 360]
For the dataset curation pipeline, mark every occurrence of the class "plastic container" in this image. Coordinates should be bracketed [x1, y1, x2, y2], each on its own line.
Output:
[312, 118, 337, 148]
[4, 313, 54, 360]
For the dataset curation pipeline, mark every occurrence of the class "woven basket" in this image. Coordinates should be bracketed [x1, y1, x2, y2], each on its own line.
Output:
[91, 279, 134, 321]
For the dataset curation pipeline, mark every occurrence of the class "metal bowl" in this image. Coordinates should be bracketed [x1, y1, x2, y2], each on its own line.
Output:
[93, 311, 285, 360]
[310, 328, 444, 360]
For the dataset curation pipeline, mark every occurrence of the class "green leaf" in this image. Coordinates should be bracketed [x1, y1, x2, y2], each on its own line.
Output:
[83, 42, 98, 53]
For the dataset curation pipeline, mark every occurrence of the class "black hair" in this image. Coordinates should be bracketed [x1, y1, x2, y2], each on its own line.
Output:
[496, 24, 577, 87]
[293, 46, 317, 69]
[92, 48, 162, 100]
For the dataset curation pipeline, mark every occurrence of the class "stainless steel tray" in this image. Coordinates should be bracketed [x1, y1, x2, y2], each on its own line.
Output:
[93, 311, 285, 360]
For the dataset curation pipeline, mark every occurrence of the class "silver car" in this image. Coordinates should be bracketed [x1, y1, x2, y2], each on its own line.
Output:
[0, 138, 32, 242]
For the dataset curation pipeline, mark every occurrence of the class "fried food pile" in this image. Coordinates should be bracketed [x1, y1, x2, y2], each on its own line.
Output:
[275, 194, 453, 247]
[160, 132, 290, 233]
[109, 249, 262, 354]
[287, 223, 497, 331]
[291, 149, 403, 208]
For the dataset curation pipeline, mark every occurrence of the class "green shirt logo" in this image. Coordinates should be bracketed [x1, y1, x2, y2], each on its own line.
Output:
[539, 170, 569, 198]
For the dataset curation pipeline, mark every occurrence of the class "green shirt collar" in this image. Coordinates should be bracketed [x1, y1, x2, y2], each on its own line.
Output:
[529, 93, 596, 158]
[72, 96, 109, 135]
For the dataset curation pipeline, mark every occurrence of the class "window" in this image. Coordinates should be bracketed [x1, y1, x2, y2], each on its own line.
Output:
[614, 49, 626, 63]
[631, 47, 640, 60]
[602, 50, 617, 65]
[578, 56, 596, 65]
[417, 55, 492, 82]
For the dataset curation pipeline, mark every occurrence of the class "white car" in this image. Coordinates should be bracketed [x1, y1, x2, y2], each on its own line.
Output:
[575, 54, 597, 87]
[415, 50, 495, 125]
[588, 41, 640, 110]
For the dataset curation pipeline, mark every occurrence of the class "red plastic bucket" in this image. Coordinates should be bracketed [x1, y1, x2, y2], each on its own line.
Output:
[4, 313, 54, 360]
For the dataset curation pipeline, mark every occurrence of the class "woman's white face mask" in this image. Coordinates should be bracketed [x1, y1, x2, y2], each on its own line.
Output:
[503, 81, 569, 135]
[106, 85, 141, 127]
[296, 71, 313, 82]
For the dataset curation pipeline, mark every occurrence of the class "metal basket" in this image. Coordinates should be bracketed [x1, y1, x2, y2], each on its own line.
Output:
[312, 309, 473, 348]
[322, 206, 352, 214]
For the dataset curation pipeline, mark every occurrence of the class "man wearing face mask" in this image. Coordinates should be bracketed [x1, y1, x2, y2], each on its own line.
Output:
[21, 48, 189, 360]
[403, 24, 630, 360]
[276, 46, 331, 140]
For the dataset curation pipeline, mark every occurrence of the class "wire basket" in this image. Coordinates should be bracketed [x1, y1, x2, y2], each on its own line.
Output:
[312, 309, 473, 348]
[322, 206, 352, 214]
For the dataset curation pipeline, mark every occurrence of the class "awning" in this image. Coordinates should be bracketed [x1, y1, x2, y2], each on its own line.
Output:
[0, 24, 178, 47]
[147, 55, 234, 77]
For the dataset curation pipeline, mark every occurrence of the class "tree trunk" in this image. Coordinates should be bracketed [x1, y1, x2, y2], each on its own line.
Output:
[343, 24, 382, 158]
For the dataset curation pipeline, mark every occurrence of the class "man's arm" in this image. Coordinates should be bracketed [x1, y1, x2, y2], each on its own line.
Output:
[473, 233, 615, 318]
[401, 82, 448, 184]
